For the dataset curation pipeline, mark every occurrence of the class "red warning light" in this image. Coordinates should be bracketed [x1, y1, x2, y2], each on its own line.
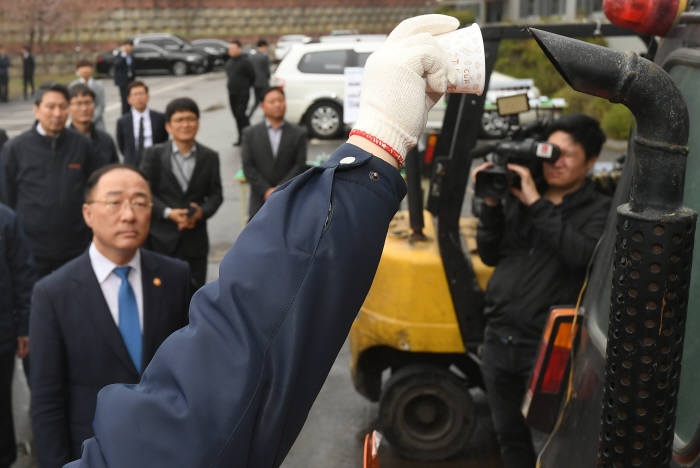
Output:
[604, 0, 687, 37]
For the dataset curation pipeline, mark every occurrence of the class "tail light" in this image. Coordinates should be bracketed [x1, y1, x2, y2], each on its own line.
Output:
[271, 75, 285, 89]
[521, 307, 579, 433]
[423, 133, 438, 165]
[604, 0, 687, 36]
[97, 57, 103, 63]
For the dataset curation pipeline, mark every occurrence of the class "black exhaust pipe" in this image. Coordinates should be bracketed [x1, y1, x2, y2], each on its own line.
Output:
[530, 28, 696, 468]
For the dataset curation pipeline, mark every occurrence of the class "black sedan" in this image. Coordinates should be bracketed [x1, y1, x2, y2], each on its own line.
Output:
[95, 44, 208, 77]
[190, 38, 230, 68]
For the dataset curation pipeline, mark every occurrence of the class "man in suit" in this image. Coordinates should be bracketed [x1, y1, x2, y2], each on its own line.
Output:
[68, 83, 118, 168]
[21, 46, 34, 100]
[30, 164, 191, 468]
[113, 39, 135, 115]
[70, 59, 106, 130]
[0, 46, 9, 103]
[116, 81, 167, 167]
[225, 40, 255, 145]
[241, 86, 307, 219]
[248, 39, 271, 116]
[140, 97, 223, 290]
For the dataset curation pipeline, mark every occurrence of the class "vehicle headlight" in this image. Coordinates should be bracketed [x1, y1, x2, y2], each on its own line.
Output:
[186, 55, 200, 62]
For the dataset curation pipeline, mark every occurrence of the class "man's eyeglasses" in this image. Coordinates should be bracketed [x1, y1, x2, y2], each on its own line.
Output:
[87, 198, 153, 214]
[170, 116, 198, 125]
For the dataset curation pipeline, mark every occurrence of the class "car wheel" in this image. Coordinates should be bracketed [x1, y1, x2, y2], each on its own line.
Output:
[305, 101, 343, 139]
[379, 364, 476, 461]
[480, 111, 511, 139]
[172, 61, 188, 77]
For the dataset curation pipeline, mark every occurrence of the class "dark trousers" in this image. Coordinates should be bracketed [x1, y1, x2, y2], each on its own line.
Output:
[228, 92, 250, 143]
[249, 86, 265, 117]
[119, 84, 130, 115]
[0, 75, 8, 102]
[22, 75, 34, 99]
[480, 327, 540, 468]
[0, 352, 16, 468]
[180, 253, 207, 292]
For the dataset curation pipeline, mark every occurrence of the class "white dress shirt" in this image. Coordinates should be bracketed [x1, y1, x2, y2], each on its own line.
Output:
[89, 243, 144, 330]
[131, 107, 153, 149]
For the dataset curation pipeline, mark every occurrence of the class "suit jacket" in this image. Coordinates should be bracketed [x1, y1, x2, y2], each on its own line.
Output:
[112, 53, 134, 88]
[116, 110, 167, 167]
[140, 141, 223, 257]
[241, 120, 307, 217]
[65, 145, 406, 468]
[30, 249, 190, 468]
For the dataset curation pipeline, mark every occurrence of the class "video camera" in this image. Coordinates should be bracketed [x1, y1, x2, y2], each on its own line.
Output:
[474, 139, 560, 199]
[473, 93, 560, 199]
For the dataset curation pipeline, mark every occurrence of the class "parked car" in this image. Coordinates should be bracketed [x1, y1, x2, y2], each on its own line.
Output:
[133, 33, 218, 70]
[272, 40, 540, 140]
[273, 34, 311, 62]
[95, 43, 208, 77]
[190, 38, 230, 67]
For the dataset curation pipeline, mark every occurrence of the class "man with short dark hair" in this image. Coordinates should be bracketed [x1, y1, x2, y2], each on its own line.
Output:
[473, 113, 612, 468]
[225, 39, 255, 145]
[0, 82, 100, 277]
[113, 39, 135, 115]
[30, 164, 190, 468]
[68, 83, 118, 167]
[140, 97, 222, 290]
[116, 81, 167, 167]
[21, 46, 35, 100]
[70, 59, 106, 130]
[242, 86, 307, 219]
[248, 39, 271, 116]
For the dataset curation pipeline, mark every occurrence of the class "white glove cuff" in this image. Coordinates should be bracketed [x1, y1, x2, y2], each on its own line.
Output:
[352, 117, 414, 168]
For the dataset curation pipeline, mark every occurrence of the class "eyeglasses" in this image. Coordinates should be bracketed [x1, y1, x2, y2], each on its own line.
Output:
[70, 100, 94, 108]
[87, 198, 153, 214]
[170, 116, 198, 125]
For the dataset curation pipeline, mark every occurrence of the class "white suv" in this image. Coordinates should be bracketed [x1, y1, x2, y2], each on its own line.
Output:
[272, 41, 383, 139]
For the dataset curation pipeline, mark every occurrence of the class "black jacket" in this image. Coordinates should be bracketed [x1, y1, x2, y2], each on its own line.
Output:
[0, 203, 36, 353]
[113, 52, 134, 88]
[225, 54, 255, 95]
[140, 141, 223, 257]
[477, 180, 611, 341]
[22, 53, 35, 78]
[70, 123, 118, 168]
[116, 110, 168, 167]
[0, 125, 100, 266]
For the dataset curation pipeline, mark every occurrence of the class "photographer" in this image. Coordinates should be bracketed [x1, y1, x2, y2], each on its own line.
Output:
[473, 113, 611, 468]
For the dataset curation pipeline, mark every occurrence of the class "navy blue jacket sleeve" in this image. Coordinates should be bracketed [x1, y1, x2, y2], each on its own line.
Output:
[7, 212, 36, 336]
[66, 144, 406, 468]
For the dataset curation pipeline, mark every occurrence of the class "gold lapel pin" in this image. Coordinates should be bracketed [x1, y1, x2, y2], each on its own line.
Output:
[153, 277, 162, 287]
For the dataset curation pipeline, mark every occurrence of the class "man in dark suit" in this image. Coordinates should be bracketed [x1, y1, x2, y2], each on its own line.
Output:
[116, 81, 167, 167]
[140, 97, 223, 289]
[241, 87, 307, 219]
[21, 46, 35, 100]
[225, 40, 255, 145]
[113, 39, 135, 115]
[30, 164, 190, 468]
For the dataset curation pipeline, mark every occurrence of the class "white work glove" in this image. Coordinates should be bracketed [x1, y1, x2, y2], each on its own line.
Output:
[352, 14, 458, 165]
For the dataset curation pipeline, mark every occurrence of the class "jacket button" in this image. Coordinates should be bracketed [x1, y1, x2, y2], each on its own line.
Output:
[340, 156, 356, 165]
[369, 171, 379, 181]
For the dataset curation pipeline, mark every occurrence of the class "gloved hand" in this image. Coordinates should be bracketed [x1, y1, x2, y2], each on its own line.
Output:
[351, 14, 458, 166]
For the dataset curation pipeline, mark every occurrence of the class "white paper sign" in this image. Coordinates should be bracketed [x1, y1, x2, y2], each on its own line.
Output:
[343, 67, 364, 124]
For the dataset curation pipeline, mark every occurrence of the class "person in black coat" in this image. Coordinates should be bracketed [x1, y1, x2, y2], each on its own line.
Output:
[241, 87, 307, 219]
[0, 82, 100, 277]
[30, 164, 190, 468]
[68, 83, 118, 168]
[140, 97, 223, 290]
[224, 40, 255, 145]
[113, 39, 135, 115]
[0, 204, 35, 468]
[21, 46, 34, 100]
[248, 39, 271, 115]
[0, 46, 9, 103]
[115, 81, 167, 167]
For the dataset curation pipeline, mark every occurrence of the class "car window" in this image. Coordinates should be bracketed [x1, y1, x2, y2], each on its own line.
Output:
[133, 44, 162, 54]
[669, 62, 700, 453]
[298, 50, 351, 74]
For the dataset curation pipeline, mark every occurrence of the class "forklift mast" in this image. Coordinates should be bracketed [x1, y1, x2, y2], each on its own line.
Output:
[420, 22, 637, 348]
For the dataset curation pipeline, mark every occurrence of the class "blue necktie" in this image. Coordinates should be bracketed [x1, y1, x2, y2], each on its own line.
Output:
[113, 266, 142, 372]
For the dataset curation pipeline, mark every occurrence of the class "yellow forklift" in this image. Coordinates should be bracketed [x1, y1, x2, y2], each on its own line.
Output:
[349, 22, 636, 461]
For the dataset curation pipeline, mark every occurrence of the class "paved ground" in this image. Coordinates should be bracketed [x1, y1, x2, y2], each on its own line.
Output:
[4, 72, 626, 467]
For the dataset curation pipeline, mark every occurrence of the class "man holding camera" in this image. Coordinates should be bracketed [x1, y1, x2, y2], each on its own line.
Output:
[474, 113, 611, 468]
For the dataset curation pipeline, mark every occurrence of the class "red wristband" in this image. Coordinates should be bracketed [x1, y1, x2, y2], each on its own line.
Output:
[349, 129, 404, 169]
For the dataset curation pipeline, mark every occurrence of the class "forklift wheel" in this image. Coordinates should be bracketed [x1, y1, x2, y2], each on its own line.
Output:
[378, 364, 476, 461]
